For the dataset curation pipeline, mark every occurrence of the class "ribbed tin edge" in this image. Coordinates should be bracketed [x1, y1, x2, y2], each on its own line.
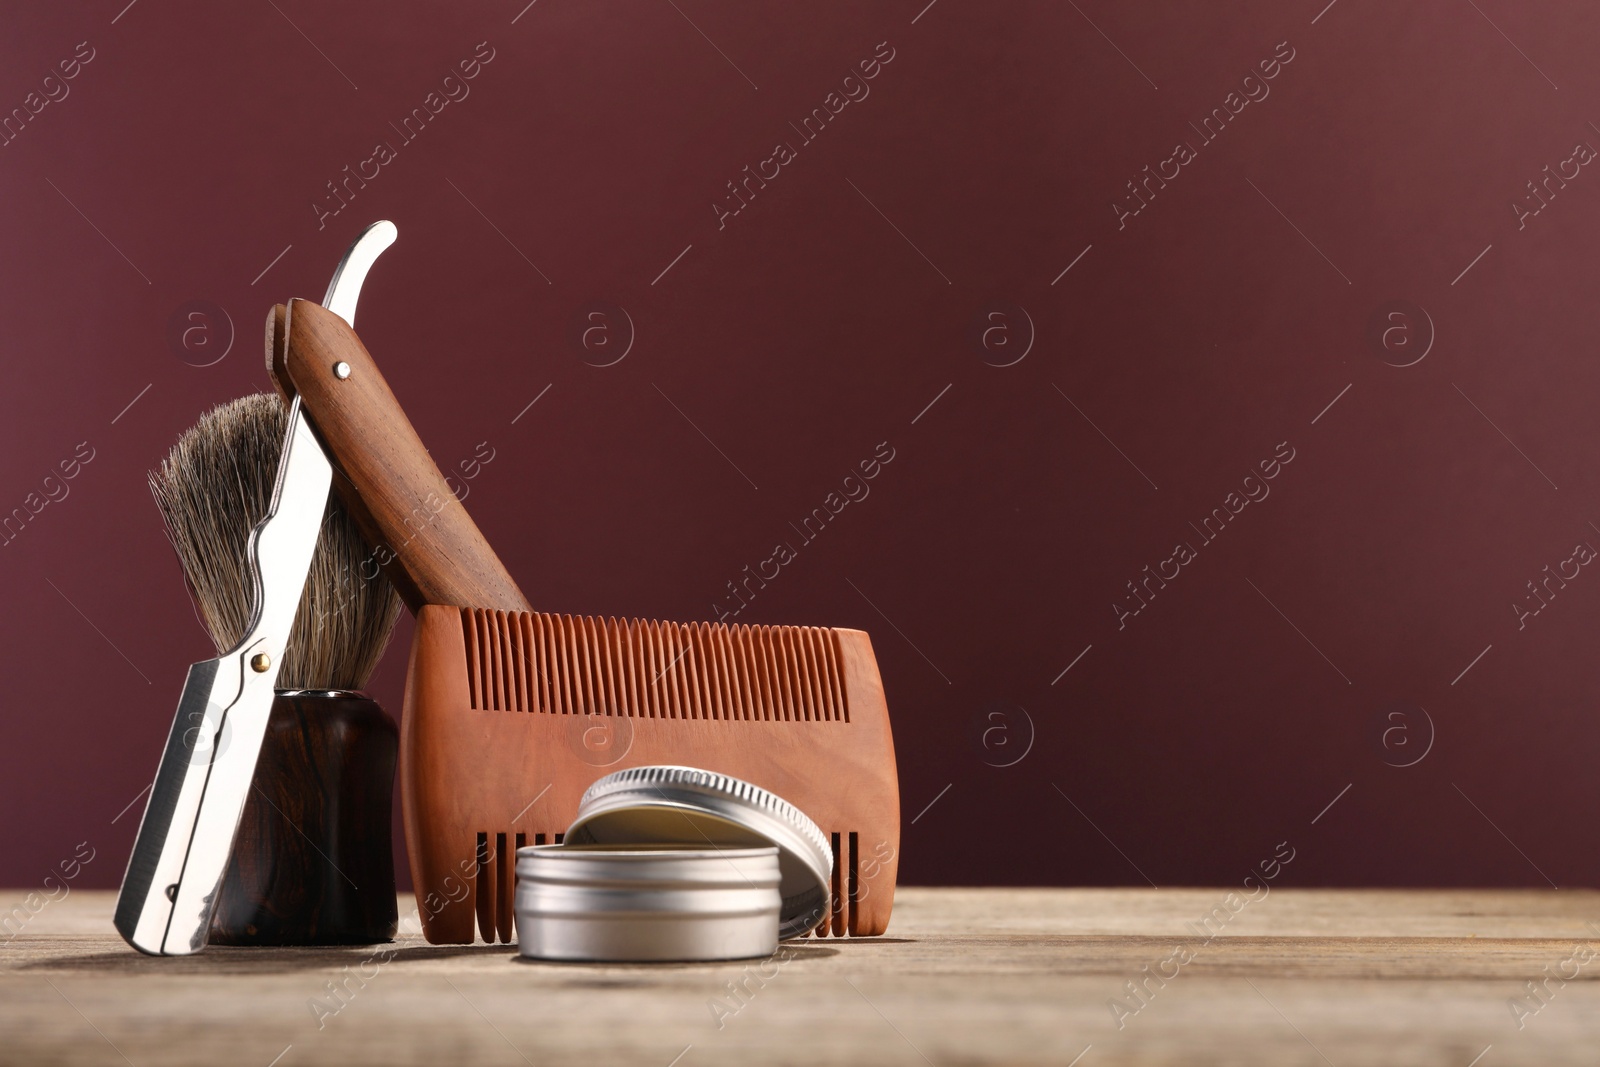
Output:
[579, 766, 831, 864]
[571, 765, 832, 938]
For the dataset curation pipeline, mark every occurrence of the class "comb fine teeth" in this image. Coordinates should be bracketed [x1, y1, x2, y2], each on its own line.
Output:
[462, 610, 849, 722]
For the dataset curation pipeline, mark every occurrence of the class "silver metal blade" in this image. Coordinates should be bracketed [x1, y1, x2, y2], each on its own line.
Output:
[114, 398, 333, 955]
[322, 220, 396, 327]
[112, 655, 240, 951]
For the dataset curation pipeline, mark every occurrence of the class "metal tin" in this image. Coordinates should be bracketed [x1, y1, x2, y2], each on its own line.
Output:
[563, 765, 833, 940]
[515, 844, 781, 962]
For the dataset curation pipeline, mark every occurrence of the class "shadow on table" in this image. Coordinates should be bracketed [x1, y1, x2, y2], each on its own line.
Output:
[24, 936, 909, 975]
[510, 943, 849, 972]
[21, 942, 510, 975]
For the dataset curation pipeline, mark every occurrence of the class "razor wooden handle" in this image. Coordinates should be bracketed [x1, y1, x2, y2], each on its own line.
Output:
[266, 299, 531, 613]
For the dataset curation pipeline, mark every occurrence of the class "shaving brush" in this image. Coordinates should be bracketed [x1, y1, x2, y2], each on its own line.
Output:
[151, 393, 403, 945]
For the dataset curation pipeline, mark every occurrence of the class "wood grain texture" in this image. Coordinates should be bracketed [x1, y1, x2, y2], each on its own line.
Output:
[400, 605, 900, 945]
[209, 691, 398, 946]
[7, 888, 1600, 1066]
[265, 300, 531, 614]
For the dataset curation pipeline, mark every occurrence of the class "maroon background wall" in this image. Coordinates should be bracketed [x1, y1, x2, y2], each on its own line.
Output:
[3, 0, 1598, 894]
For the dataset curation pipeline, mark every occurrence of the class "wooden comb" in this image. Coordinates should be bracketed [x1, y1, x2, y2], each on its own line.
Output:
[268, 298, 901, 944]
[406, 606, 899, 943]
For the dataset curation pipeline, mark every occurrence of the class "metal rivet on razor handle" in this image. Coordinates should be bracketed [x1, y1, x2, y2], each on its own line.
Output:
[333, 361, 351, 379]
[250, 653, 272, 673]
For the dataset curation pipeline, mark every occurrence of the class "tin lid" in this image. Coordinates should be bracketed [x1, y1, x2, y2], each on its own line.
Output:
[565, 766, 832, 939]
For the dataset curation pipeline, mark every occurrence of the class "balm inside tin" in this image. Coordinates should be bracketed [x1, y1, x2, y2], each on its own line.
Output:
[515, 766, 833, 962]
[515, 844, 781, 962]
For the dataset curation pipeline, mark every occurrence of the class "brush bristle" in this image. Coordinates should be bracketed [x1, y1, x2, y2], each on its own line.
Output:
[150, 394, 402, 690]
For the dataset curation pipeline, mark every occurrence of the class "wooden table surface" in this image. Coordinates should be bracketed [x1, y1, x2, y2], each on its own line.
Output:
[4, 887, 1600, 1066]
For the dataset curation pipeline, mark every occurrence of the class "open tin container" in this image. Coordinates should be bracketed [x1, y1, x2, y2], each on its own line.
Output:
[515, 766, 833, 962]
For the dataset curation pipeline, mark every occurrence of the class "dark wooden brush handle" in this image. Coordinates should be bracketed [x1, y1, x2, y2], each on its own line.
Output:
[266, 300, 531, 613]
[211, 690, 398, 946]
